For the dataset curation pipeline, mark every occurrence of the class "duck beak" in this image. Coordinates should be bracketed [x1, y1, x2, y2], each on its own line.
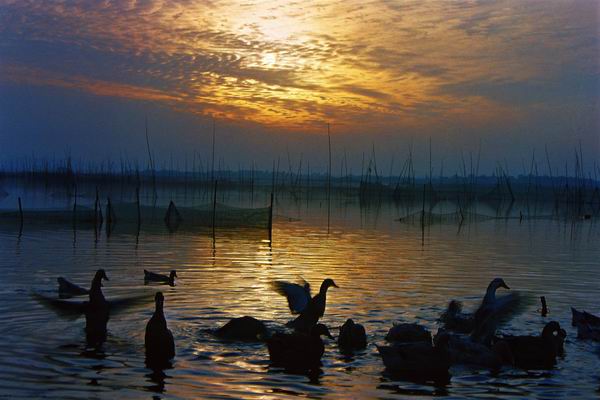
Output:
[501, 282, 509, 290]
[333, 282, 339, 288]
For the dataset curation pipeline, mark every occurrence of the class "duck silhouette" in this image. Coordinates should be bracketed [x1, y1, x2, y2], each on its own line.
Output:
[338, 319, 367, 351]
[214, 316, 269, 341]
[385, 323, 432, 344]
[467, 278, 528, 345]
[499, 321, 565, 369]
[145, 292, 175, 367]
[144, 270, 177, 286]
[434, 330, 514, 370]
[272, 278, 338, 333]
[439, 300, 474, 334]
[377, 334, 451, 384]
[571, 307, 600, 341]
[85, 269, 110, 346]
[267, 323, 333, 372]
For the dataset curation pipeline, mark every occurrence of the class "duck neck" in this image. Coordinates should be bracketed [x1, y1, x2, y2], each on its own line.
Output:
[89, 278, 105, 302]
[319, 283, 330, 296]
[154, 302, 166, 325]
[483, 284, 497, 304]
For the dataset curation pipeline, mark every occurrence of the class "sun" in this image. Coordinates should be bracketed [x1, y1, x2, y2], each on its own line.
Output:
[261, 53, 278, 68]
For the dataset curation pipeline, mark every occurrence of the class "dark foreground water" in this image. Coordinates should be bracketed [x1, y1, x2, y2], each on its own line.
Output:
[0, 185, 599, 399]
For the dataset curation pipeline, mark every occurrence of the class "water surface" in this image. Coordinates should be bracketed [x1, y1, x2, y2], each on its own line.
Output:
[0, 185, 599, 399]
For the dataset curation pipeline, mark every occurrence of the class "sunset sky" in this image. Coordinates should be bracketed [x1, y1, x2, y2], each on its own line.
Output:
[0, 0, 598, 174]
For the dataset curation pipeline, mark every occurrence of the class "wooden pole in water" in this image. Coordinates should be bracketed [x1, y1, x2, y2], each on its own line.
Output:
[212, 180, 218, 241]
[94, 186, 99, 228]
[421, 184, 426, 246]
[106, 196, 113, 237]
[18, 197, 23, 234]
[540, 296, 548, 317]
[136, 185, 141, 228]
[327, 123, 332, 233]
[268, 192, 274, 241]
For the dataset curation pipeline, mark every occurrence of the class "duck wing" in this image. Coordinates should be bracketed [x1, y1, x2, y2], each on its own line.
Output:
[471, 292, 531, 344]
[32, 292, 87, 319]
[271, 280, 311, 314]
[57, 277, 89, 297]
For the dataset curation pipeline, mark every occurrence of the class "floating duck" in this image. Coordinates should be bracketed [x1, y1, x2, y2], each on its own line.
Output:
[57, 277, 89, 298]
[144, 269, 177, 286]
[571, 308, 600, 341]
[377, 334, 451, 384]
[85, 269, 110, 346]
[499, 321, 566, 370]
[272, 278, 338, 333]
[267, 323, 333, 372]
[338, 319, 367, 351]
[439, 300, 474, 334]
[434, 330, 514, 370]
[214, 316, 269, 341]
[385, 323, 432, 344]
[145, 292, 175, 367]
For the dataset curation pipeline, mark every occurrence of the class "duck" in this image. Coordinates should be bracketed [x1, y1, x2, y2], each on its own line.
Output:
[385, 323, 432, 344]
[145, 292, 175, 367]
[377, 334, 451, 384]
[272, 278, 338, 333]
[439, 300, 474, 334]
[57, 277, 89, 298]
[498, 321, 565, 370]
[469, 278, 527, 345]
[214, 316, 269, 341]
[434, 330, 514, 370]
[267, 323, 333, 372]
[338, 319, 367, 351]
[571, 308, 600, 341]
[84, 269, 110, 346]
[144, 269, 177, 286]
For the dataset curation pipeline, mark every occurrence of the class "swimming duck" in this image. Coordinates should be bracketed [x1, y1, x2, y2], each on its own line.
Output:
[498, 321, 565, 370]
[144, 269, 177, 286]
[434, 330, 514, 370]
[272, 278, 338, 333]
[57, 277, 89, 298]
[267, 323, 333, 372]
[470, 278, 527, 345]
[439, 300, 474, 334]
[85, 269, 110, 346]
[571, 308, 600, 341]
[377, 334, 451, 384]
[145, 292, 175, 367]
[214, 316, 269, 341]
[338, 319, 367, 351]
[385, 323, 432, 344]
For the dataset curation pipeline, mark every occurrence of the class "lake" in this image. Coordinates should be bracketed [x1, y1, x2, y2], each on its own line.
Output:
[0, 183, 598, 399]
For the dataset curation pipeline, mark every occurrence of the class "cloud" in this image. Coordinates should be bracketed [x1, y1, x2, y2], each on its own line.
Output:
[0, 0, 597, 137]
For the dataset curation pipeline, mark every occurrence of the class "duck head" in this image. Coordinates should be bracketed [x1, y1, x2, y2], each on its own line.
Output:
[170, 270, 178, 280]
[488, 278, 510, 291]
[92, 269, 109, 287]
[320, 278, 339, 293]
[312, 323, 334, 339]
[541, 321, 562, 338]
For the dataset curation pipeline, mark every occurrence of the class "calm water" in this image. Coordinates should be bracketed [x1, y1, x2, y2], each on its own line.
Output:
[0, 184, 599, 399]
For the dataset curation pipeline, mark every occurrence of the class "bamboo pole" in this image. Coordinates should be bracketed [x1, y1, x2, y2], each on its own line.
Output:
[212, 180, 218, 241]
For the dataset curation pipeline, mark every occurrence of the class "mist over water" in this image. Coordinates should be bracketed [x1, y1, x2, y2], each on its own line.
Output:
[0, 183, 598, 399]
